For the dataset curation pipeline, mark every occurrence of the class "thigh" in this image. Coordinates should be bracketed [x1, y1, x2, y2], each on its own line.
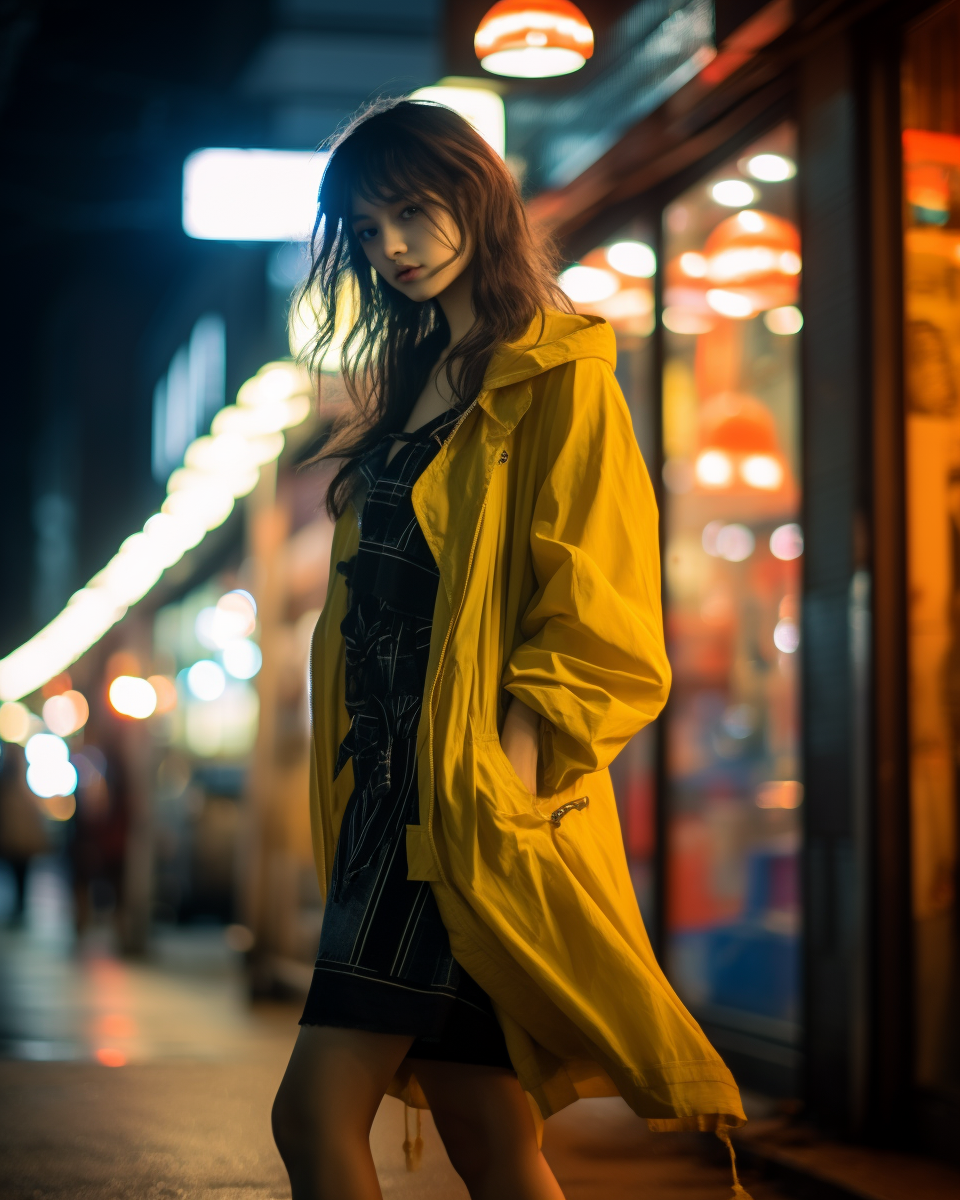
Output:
[409, 1058, 537, 1164]
[276, 1025, 414, 1135]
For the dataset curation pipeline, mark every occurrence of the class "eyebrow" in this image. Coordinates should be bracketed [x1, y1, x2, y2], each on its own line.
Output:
[350, 212, 372, 224]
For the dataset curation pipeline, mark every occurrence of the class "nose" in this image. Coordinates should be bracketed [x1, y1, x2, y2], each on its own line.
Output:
[381, 221, 407, 260]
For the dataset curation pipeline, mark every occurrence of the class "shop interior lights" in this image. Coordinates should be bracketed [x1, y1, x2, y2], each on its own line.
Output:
[0, 362, 314, 704]
[559, 263, 619, 303]
[475, 0, 594, 78]
[694, 394, 789, 495]
[710, 179, 757, 208]
[743, 154, 796, 182]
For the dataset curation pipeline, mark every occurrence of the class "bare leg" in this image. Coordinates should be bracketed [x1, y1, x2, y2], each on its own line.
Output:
[410, 1058, 566, 1200]
[272, 1025, 413, 1200]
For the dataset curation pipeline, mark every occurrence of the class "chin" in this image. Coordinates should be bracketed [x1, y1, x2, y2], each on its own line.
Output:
[399, 282, 444, 303]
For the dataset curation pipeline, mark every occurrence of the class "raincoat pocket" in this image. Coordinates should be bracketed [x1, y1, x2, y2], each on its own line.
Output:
[473, 732, 557, 824]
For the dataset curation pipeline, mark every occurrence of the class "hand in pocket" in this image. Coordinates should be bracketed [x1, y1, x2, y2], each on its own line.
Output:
[500, 696, 540, 794]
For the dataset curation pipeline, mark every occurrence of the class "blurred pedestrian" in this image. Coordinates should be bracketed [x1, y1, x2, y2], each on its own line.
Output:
[272, 100, 747, 1200]
[0, 743, 49, 923]
[67, 741, 129, 939]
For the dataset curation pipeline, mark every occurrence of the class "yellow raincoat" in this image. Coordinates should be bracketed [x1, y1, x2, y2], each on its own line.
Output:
[308, 309, 747, 1134]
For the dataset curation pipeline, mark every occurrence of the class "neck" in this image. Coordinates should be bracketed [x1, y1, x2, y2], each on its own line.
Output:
[435, 262, 476, 351]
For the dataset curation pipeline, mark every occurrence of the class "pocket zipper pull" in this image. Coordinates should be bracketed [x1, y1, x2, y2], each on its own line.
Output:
[549, 797, 589, 827]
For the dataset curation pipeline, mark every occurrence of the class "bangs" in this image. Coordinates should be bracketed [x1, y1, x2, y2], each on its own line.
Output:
[326, 110, 462, 221]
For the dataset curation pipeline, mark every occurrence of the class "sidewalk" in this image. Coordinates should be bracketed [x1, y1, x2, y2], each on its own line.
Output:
[5, 860, 957, 1200]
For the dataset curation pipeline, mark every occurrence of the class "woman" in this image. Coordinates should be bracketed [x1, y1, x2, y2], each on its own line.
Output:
[272, 100, 748, 1200]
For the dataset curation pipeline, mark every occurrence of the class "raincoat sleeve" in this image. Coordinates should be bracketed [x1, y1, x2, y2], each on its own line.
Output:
[502, 356, 671, 794]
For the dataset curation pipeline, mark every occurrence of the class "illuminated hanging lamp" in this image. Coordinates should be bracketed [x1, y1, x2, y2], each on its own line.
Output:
[475, 0, 594, 79]
[694, 393, 790, 495]
[702, 210, 801, 318]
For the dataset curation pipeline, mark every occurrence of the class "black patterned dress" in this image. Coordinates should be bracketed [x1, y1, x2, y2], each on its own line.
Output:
[300, 406, 513, 1068]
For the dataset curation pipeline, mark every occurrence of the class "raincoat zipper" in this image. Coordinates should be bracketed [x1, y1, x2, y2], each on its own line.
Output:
[422, 394, 491, 879]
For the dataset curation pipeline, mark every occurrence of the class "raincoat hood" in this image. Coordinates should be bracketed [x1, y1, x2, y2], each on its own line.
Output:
[308, 308, 747, 1140]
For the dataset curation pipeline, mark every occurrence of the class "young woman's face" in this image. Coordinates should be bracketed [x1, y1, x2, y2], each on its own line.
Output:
[350, 194, 473, 303]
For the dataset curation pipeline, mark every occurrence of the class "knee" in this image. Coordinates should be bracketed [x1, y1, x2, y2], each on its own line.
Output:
[272, 1076, 313, 1165]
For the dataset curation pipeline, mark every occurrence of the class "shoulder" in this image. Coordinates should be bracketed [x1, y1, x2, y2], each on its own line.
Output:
[532, 352, 630, 439]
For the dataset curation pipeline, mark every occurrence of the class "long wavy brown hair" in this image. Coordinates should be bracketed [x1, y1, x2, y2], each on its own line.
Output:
[296, 98, 571, 519]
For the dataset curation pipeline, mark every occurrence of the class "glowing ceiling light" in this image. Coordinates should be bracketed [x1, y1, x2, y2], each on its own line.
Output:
[109, 676, 158, 720]
[475, 0, 594, 79]
[740, 454, 784, 490]
[0, 359, 311, 703]
[182, 148, 328, 242]
[559, 264, 619, 303]
[706, 289, 755, 319]
[764, 306, 804, 335]
[770, 523, 804, 560]
[745, 154, 796, 182]
[409, 85, 505, 158]
[695, 450, 733, 488]
[711, 179, 756, 208]
[605, 241, 656, 278]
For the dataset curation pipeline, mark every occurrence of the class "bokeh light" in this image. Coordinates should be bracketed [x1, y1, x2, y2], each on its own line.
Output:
[25, 732, 78, 799]
[108, 676, 158, 720]
[41, 690, 89, 737]
[0, 700, 32, 743]
[764, 305, 804, 335]
[744, 153, 796, 182]
[559, 264, 619, 303]
[41, 793, 77, 821]
[715, 524, 755, 563]
[222, 639, 262, 680]
[605, 241, 656, 278]
[147, 675, 178, 715]
[695, 450, 734, 488]
[770, 523, 804, 561]
[710, 179, 757, 207]
[0, 362, 311, 705]
[186, 660, 226, 701]
[774, 618, 800, 653]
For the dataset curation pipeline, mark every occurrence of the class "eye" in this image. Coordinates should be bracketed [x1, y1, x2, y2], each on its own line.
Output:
[400, 205, 420, 219]
[356, 226, 377, 243]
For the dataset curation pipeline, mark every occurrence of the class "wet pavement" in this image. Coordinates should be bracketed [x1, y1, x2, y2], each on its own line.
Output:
[0, 858, 793, 1199]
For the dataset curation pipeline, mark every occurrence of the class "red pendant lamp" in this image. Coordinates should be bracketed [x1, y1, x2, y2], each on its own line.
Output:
[475, 0, 594, 78]
[701, 210, 801, 319]
[694, 393, 790, 495]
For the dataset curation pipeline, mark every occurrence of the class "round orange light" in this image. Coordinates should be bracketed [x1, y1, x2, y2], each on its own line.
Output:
[700, 393, 780, 456]
[475, 0, 594, 78]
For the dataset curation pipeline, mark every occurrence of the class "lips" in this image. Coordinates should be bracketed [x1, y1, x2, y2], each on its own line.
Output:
[396, 265, 422, 283]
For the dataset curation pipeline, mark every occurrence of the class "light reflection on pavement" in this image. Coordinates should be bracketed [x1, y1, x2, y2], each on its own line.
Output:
[0, 859, 293, 1066]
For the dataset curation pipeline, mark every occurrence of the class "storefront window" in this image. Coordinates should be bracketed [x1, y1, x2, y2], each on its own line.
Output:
[902, 4, 960, 1093]
[561, 223, 659, 924]
[660, 125, 803, 1073]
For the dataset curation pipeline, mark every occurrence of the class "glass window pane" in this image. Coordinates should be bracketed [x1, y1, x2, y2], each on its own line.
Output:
[902, 2, 960, 1093]
[561, 225, 659, 926]
[660, 125, 803, 1079]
